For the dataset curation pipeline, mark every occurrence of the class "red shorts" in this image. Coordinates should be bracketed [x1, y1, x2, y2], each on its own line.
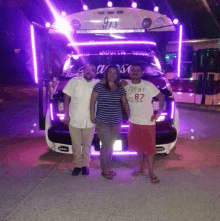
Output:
[128, 122, 157, 156]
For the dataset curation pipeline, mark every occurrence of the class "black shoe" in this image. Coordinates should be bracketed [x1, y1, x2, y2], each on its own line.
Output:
[72, 167, 81, 176]
[82, 167, 89, 175]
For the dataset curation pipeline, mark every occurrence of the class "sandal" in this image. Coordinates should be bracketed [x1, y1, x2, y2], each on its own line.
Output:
[150, 176, 160, 184]
[101, 172, 113, 179]
[109, 170, 117, 176]
[131, 170, 146, 176]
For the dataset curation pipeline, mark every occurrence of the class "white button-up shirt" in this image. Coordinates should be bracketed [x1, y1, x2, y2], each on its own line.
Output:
[63, 77, 99, 128]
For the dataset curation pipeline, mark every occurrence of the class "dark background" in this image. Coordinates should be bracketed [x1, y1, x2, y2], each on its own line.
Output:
[1, 0, 220, 85]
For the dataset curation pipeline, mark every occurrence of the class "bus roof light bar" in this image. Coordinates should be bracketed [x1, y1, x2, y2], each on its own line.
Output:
[83, 5, 88, 11]
[107, 1, 113, 7]
[132, 2, 137, 8]
[68, 40, 156, 47]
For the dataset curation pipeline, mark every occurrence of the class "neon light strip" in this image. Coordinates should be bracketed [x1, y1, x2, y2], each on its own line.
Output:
[76, 29, 145, 34]
[68, 40, 156, 47]
[161, 113, 167, 116]
[121, 125, 129, 128]
[91, 151, 137, 156]
[50, 103, 54, 120]
[57, 114, 65, 117]
[30, 25, 38, 84]
[171, 101, 175, 119]
[177, 25, 183, 78]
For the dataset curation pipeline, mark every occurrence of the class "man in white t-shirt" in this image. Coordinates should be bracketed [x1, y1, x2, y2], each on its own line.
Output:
[63, 64, 99, 176]
[125, 64, 165, 183]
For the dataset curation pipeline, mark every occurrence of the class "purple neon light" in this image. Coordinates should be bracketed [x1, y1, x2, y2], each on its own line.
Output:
[161, 113, 167, 116]
[154, 6, 159, 12]
[91, 151, 137, 156]
[173, 19, 179, 25]
[121, 125, 129, 128]
[83, 5, 88, 10]
[107, 1, 113, 7]
[132, 2, 137, 8]
[171, 101, 175, 119]
[177, 25, 183, 78]
[30, 25, 38, 84]
[61, 11, 66, 16]
[44, 0, 74, 43]
[57, 113, 65, 117]
[68, 41, 156, 47]
[50, 103, 54, 120]
[45, 22, 51, 28]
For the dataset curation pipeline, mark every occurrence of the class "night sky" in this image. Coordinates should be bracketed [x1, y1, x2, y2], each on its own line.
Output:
[1, 0, 220, 39]
[1, 0, 220, 84]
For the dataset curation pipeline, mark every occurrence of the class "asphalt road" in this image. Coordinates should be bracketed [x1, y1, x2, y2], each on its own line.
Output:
[0, 86, 220, 221]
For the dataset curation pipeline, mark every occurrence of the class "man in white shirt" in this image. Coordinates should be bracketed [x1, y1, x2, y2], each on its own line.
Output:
[125, 64, 165, 183]
[63, 64, 99, 176]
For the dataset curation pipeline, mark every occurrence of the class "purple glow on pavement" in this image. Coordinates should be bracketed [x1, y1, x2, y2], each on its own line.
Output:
[171, 101, 175, 119]
[68, 41, 156, 47]
[30, 25, 38, 84]
[177, 25, 183, 78]
[91, 151, 137, 156]
[50, 103, 54, 120]
[83, 4, 88, 10]
[107, 1, 113, 7]
[132, 2, 137, 8]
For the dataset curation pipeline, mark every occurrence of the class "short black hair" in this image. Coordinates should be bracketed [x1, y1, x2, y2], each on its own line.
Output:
[104, 65, 120, 91]
[130, 63, 144, 72]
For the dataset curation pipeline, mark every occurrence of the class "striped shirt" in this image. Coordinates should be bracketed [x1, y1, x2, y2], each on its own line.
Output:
[93, 83, 126, 124]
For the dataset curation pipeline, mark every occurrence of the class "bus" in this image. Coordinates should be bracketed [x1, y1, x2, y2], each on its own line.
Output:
[166, 38, 220, 105]
[31, 6, 180, 155]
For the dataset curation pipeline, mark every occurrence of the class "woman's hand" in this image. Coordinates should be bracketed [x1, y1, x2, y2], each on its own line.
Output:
[91, 116, 96, 124]
[150, 114, 160, 122]
[118, 80, 128, 87]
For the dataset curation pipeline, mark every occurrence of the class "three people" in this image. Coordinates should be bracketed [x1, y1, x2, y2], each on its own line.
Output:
[125, 64, 165, 183]
[63, 64, 99, 176]
[64, 63, 164, 183]
[90, 65, 130, 179]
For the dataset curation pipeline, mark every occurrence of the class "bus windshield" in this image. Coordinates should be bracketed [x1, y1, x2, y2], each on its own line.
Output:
[61, 43, 163, 79]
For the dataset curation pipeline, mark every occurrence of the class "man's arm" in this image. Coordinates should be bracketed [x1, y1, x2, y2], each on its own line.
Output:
[121, 96, 130, 119]
[63, 94, 71, 125]
[90, 91, 98, 123]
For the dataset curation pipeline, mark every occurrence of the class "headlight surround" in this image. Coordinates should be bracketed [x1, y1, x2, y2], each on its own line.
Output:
[58, 102, 64, 111]
[152, 101, 166, 111]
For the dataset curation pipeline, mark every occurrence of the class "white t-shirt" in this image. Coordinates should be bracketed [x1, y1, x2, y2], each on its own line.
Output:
[63, 77, 99, 128]
[125, 80, 160, 125]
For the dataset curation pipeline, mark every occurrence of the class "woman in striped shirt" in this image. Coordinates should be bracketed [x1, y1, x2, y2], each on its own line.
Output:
[90, 65, 130, 179]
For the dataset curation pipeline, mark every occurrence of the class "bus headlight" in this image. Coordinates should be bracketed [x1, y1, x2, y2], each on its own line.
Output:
[156, 115, 165, 122]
